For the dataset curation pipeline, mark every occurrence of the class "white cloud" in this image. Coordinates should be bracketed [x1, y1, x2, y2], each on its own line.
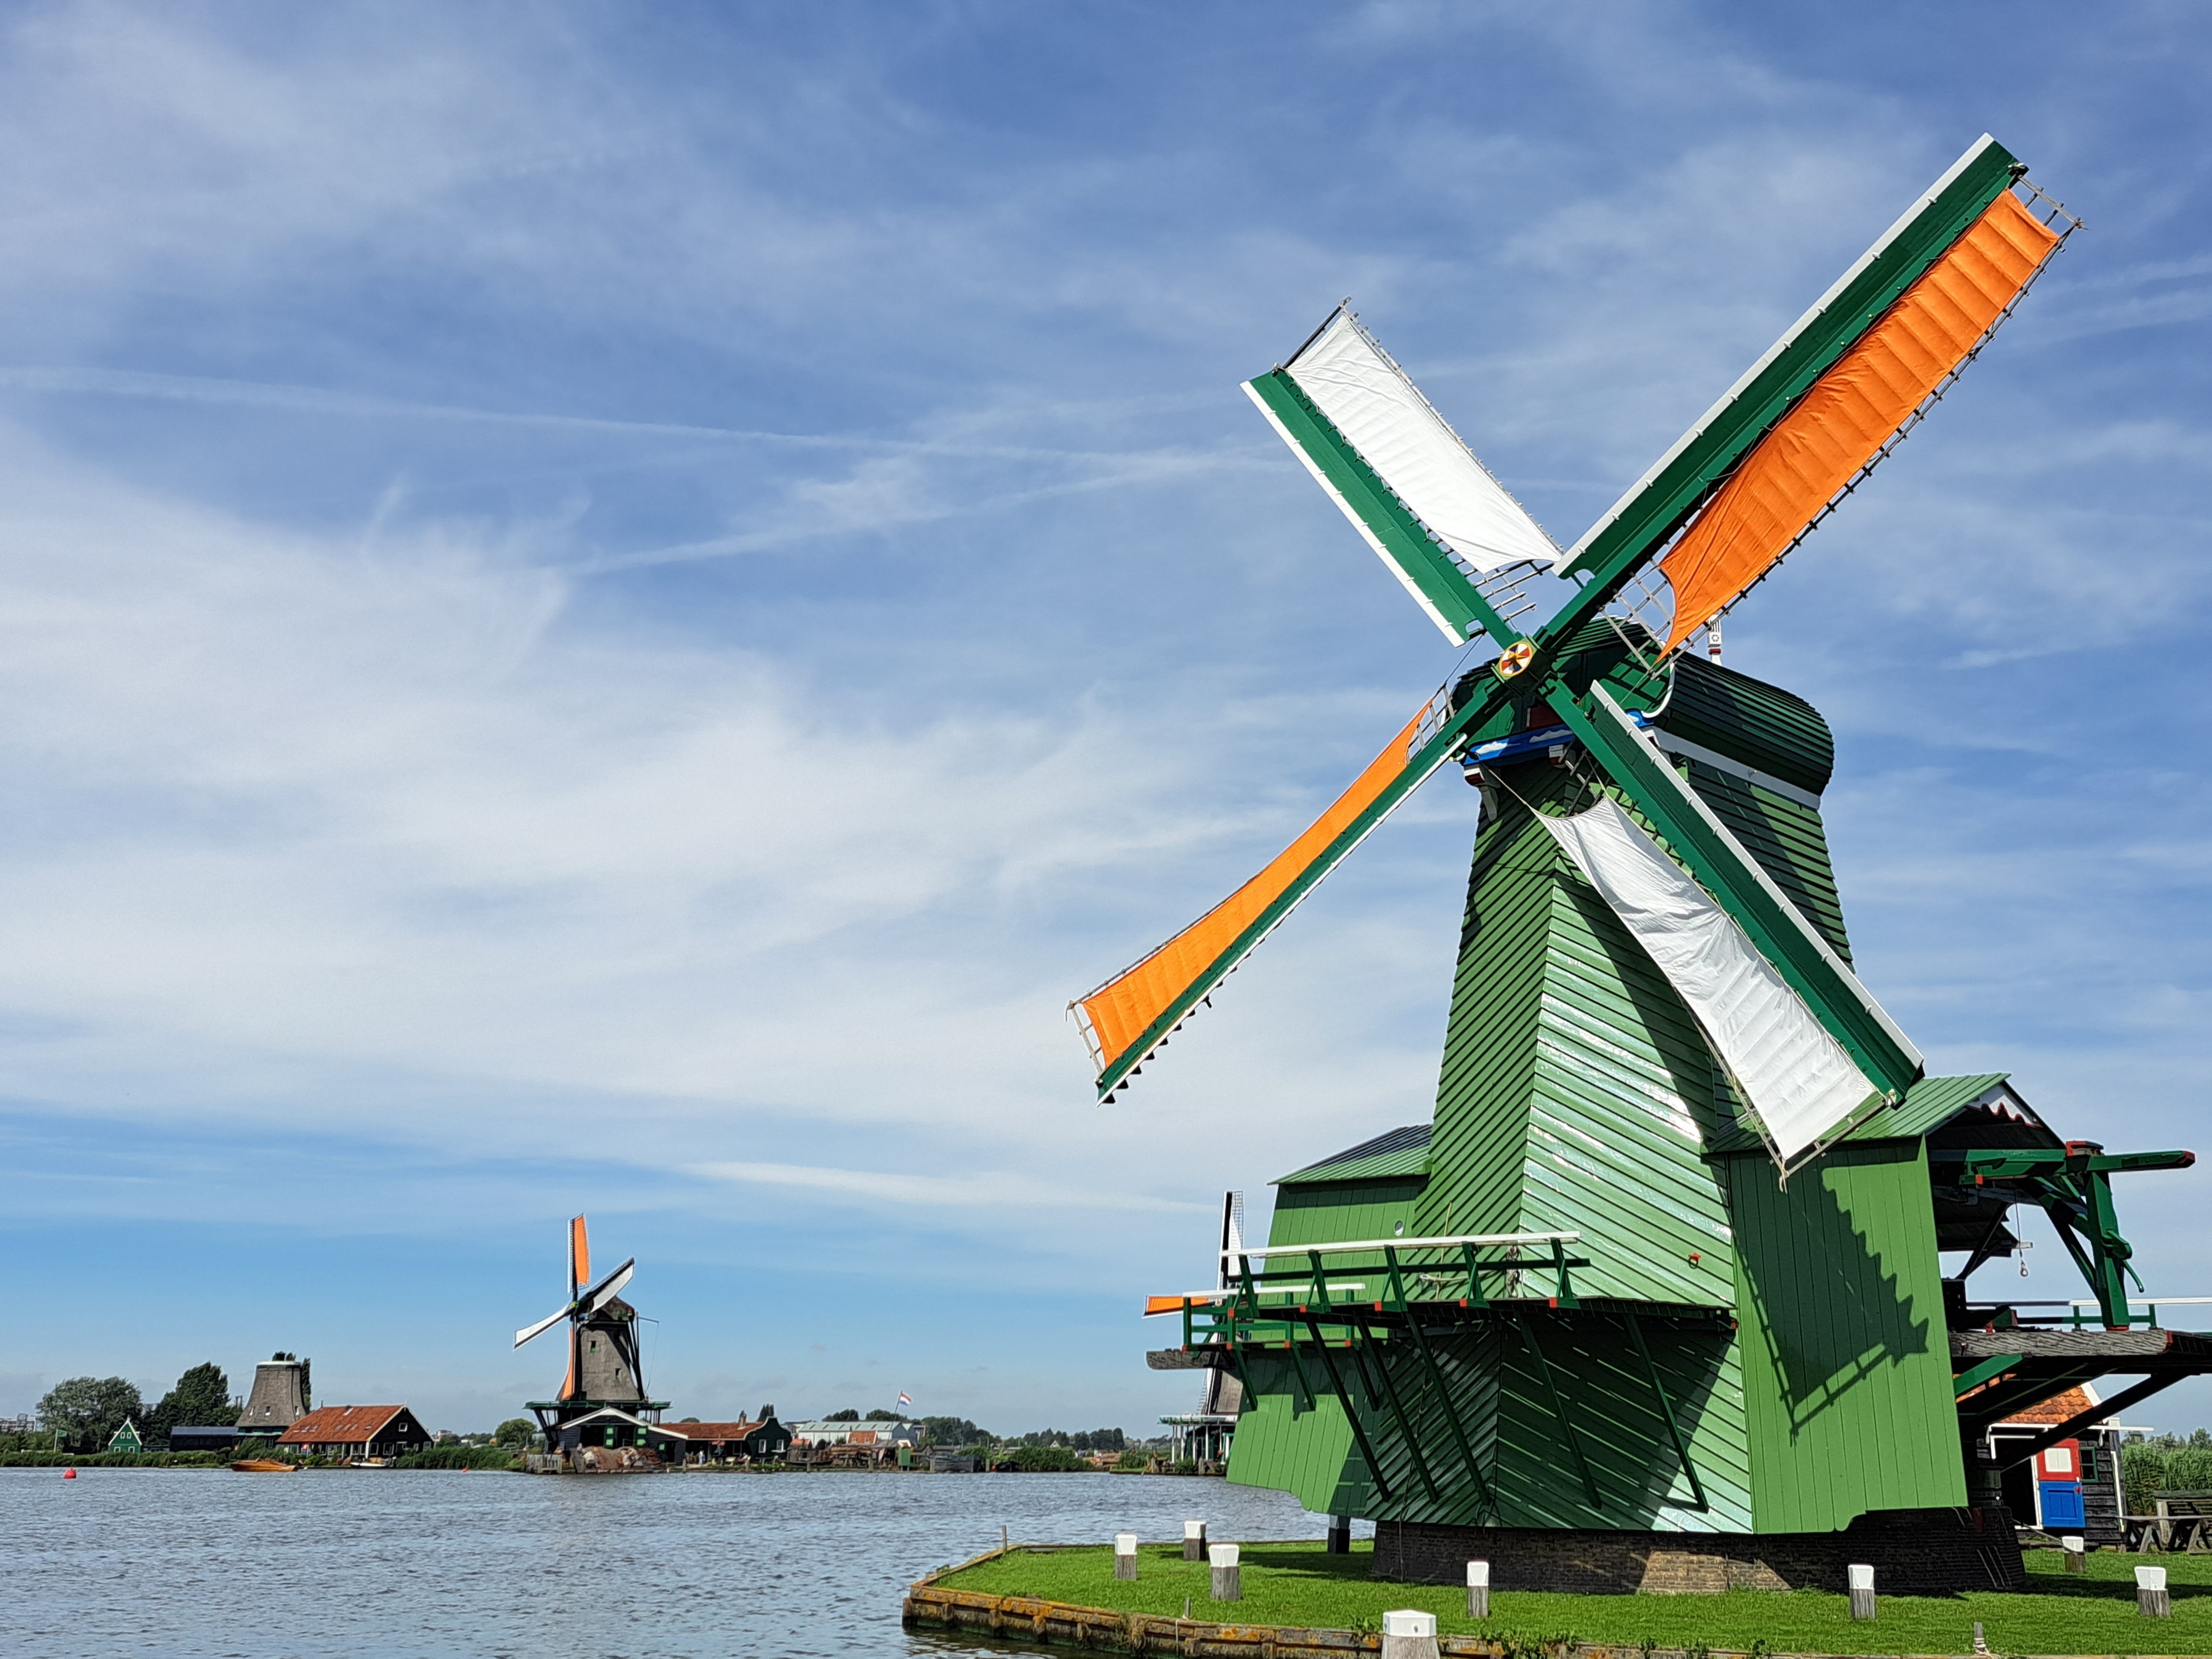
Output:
[693, 1160, 1205, 1213]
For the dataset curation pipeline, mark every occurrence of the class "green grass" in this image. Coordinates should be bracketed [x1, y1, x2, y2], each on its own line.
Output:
[938, 1542, 2212, 1654]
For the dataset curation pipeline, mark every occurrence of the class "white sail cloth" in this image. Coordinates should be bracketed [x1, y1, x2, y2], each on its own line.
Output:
[1284, 310, 1558, 574]
[1536, 797, 1879, 1164]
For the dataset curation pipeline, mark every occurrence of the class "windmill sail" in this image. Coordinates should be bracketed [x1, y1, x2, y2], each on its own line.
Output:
[1653, 188, 2063, 653]
[1075, 697, 1453, 1098]
[1536, 796, 1880, 1166]
[1247, 309, 1557, 643]
[1557, 137, 2071, 627]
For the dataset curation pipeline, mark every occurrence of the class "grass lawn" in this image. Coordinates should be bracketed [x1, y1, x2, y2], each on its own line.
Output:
[937, 1542, 2212, 1654]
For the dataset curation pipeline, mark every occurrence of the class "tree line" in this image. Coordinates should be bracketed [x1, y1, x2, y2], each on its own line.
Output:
[22, 1363, 237, 1453]
[814, 1408, 1130, 1454]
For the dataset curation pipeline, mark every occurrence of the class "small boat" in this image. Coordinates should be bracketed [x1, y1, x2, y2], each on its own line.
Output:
[230, 1459, 296, 1472]
[349, 1457, 393, 1469]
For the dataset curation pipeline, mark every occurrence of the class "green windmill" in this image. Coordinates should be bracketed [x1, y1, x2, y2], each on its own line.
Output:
[1077, 136, 2209, 1592]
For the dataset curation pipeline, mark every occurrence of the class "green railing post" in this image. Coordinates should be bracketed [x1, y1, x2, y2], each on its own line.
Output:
[1549, 1239, 1580, 1309]
[1461, 1243, 1489, 1309]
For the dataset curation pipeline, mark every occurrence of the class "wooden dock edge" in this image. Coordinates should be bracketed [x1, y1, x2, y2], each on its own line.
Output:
[902, 1550, 2076, 1659]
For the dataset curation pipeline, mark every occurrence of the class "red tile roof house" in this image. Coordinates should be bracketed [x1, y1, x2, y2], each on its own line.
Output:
[277, 1406, 432, 1462]
[1984, 1384, 2125, 1544]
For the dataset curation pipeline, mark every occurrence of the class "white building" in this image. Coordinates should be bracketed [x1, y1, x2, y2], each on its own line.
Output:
[787, 1418, 922, 1447]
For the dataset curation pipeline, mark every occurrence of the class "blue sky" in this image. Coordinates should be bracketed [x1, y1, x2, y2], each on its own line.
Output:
[2, 1, 2208, 1438]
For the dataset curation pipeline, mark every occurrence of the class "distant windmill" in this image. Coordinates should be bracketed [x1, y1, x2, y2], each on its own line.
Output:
[516, 1216, 662, 1445]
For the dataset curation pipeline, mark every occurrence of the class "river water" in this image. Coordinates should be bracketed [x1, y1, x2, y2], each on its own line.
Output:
[1, 1466, 1357, 1657]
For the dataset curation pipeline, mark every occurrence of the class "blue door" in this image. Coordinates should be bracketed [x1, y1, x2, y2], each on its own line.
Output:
[2039, 1481, 2086, 1529]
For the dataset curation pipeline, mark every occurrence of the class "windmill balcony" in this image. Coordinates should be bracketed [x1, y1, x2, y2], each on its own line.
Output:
[1145, 1229, 1732, 1358]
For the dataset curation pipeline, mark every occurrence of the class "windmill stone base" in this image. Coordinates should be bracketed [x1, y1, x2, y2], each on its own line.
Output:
[1375, 1508, 2024, 1595]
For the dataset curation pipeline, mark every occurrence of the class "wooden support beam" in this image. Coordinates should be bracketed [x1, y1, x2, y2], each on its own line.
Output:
[1354, 1323, 1443, 1504]
[1299, 1316, 1392, 1503]
[1517, 1315, 1602, 1511]
[1402, 1312, 1496, 1514]
[1990, 1373, 2196, 1471]
[1626, 1313, 1707, 1512]
[1953, 1351, 2027, 1400]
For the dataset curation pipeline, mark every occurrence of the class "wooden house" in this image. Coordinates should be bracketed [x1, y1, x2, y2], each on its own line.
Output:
[653, 1408, 791, 1463]
[1986, 1385, 2124, 1544]
[277, 1405, 431, 1461]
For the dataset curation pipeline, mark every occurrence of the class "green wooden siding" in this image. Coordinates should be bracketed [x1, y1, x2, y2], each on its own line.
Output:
[1682, 761, 1851, 962]
[1656, 657, 1835, 797]
[1416, 769, 1738, 1306]
[1225, 652, 1965, 1538]
[1226, 1349, 1372, 1516]
[1225, 1313, 1752, 1532]
[1269, 1177, 1430, 1276]
[1728, 1139, 1966, 1530]
[1413, 789, 1556, 1242]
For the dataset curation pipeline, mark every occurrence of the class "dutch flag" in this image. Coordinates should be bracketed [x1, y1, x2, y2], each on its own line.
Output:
[896, 1393, 912, 1407]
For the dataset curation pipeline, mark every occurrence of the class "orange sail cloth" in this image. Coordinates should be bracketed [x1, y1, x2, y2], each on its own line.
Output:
[569, 1215, 589, 1297]
[1077, 704, 1430, 1080]
[1659, 189, 2061, 654]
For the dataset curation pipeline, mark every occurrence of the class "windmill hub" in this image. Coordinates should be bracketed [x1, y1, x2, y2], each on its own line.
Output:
[1080, 137, 2208, 1593]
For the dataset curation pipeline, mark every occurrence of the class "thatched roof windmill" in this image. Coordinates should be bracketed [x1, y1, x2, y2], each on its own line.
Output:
[1084, 136, 2208, 1592]
[516, 1215, 664, 1440]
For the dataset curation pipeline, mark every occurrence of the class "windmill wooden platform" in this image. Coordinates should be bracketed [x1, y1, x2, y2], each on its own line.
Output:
[1078, 134, 2209, 1593]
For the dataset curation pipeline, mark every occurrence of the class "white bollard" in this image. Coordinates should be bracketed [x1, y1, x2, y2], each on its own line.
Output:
[1209, 1542, 1241, 1602]
[1184, 1518, 1208, 1561]
[1381, 1608, 1441, 1659]
[1114, 1531, 1139, 1581]
[2138, 1564, 2170, 1618]
[1467, 1559, 1491, 1618]
[2063, 1534, 2086, 1574]
[1847, 1562, 1876, 1621]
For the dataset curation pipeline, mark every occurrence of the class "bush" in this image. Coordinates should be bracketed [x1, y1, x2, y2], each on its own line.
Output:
[392, 1444, 520, 1470]
[2124, 1443, 2168, 1514]
[1115, 1449, 1149, 1471]
[0, 1449, 228, 1468]
[2167, 1447, 2212, 1492]
[1009, 1443, 1084, 1472]
[919, 1416, 988, 1448]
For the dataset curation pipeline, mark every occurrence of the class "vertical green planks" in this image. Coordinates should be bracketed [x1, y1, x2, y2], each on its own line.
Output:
[1729, 1140, 1967, 1529]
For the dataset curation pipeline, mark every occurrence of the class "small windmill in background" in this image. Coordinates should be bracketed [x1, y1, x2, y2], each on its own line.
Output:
[516, 1215, 665, 1453]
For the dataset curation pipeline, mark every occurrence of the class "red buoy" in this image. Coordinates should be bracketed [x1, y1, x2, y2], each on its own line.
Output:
[62, 1468, 77, 1479]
